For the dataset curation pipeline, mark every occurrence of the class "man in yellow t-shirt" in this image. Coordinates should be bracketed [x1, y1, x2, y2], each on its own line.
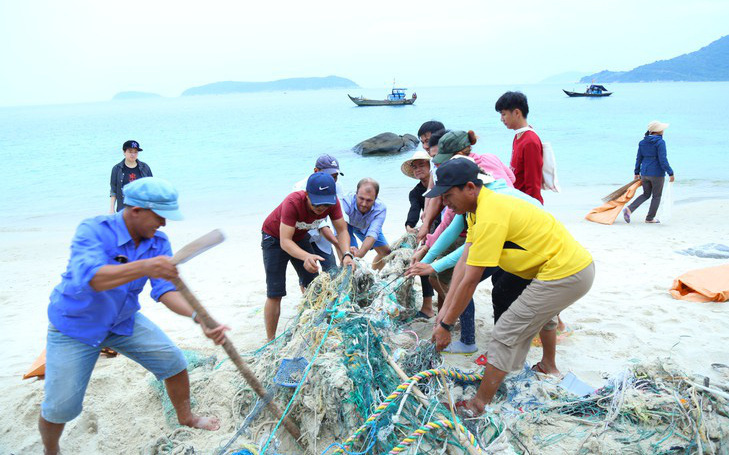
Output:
[426, 159, 595, 416]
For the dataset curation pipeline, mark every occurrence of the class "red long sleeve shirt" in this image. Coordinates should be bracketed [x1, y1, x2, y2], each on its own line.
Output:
[511, 130, 544, 204]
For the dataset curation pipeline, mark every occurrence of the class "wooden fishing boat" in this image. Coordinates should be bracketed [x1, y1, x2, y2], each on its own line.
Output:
[563, 84, 613, 97]
[348, 88, 417, 106]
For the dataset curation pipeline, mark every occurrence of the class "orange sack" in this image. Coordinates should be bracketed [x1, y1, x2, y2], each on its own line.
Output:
[585, 180, 642, 225]
[670, 264, 729, 302]
[23, 349, 46, 380]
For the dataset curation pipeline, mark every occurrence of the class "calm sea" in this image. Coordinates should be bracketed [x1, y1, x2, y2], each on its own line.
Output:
[1, 82, 728, 228]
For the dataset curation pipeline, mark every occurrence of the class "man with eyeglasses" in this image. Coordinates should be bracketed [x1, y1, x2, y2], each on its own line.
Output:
[261, 172, 354, 340]
[109, 140, 153, 213]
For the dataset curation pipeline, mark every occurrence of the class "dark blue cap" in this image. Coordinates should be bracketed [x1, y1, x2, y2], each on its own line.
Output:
[306, 172, 337, 205]
[425, 158, 481, 198]
[123, 140, 143, 151]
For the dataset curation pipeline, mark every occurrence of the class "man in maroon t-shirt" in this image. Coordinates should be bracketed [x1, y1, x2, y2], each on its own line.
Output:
[495, 91, 544, 204]
[261, 172, 354, 340]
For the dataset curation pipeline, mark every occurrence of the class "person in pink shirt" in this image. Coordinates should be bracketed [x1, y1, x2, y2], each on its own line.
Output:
[417, 130, 514, 244]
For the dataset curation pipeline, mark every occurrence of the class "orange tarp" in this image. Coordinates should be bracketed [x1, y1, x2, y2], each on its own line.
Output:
[585, 181, 642, 225]
[670, 264, 729, 303]
[23, 349, 46, 380]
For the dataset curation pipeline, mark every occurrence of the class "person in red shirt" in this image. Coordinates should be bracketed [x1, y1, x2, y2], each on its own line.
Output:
[261, 172, 354, 340]
[495, 91, 544, 204]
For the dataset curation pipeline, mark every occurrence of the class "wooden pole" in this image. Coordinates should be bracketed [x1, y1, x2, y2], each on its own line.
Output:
[169, 230, 302, 442]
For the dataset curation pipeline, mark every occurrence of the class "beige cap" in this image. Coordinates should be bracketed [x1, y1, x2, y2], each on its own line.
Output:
[401, 150, 431, 179]
[647, 120, 669, 133]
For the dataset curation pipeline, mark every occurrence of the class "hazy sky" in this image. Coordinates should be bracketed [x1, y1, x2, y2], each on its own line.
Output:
[1, 0, 727, 106]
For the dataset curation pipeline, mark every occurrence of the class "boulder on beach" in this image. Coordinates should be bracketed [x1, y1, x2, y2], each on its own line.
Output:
[353, 132, 419, 155]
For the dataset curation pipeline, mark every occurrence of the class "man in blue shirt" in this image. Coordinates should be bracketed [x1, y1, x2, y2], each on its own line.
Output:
[341, 178, 391, 270]
[39, 177, 230, 455]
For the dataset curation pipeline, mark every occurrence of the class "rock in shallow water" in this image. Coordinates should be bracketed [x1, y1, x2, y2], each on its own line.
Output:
[353, 132, 419, 155]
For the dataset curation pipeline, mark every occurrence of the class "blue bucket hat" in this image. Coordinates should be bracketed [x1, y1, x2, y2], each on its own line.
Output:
[123, 177, 183, 220]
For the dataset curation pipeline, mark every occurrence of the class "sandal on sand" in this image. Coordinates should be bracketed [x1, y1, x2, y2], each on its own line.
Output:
[415, 310, 433, 320]
[623, 208, 631, 223]
[100, 348, 118, 358]
[532, 325, 573, 347]
[645, 219, 661, 224]
[531, 362, 562, 377]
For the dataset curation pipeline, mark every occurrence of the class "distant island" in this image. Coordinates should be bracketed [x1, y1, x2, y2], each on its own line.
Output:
[581, 35, 729, 83]
[181, 75, 358, 96]
[112, 91, 162, 100]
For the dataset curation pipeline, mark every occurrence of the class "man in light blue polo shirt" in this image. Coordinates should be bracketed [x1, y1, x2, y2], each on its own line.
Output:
[341, 178, 391, 270]
[39, 177, 230, 455]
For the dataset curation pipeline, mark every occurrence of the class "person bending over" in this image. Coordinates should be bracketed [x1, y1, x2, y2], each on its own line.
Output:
[261, 172, 354, 341]
[427, 159, 594, 415]
[40, 178, 230, 455]
[341, 178, 391, 271]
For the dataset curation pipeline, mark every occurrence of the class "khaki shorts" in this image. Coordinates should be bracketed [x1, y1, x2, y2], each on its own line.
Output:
[488, 262, 595, 372]
[431, 236, 466, 286]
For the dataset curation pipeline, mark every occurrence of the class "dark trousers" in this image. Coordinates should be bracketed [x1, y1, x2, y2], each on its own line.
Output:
[421, 275, 434, 298]
[628, 176, 665, 221]
[459, 267, 499, 345]
[299, 242, 338, 286]
[491, 269, 532, 323]
[456, 268, 532, 345]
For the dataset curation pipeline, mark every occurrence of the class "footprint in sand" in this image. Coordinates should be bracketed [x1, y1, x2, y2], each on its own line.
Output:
[78, 412, 98, 434]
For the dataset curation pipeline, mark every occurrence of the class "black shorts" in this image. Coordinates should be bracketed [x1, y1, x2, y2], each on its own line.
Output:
[261, 232, 318, 298]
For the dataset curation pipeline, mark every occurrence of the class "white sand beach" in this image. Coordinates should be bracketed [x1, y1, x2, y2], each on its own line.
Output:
[1, 193, 728, 454]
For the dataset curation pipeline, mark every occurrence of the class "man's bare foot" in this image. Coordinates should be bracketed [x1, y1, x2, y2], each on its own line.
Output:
[459, 398, 486, 417]
[181, 415, 220, 431]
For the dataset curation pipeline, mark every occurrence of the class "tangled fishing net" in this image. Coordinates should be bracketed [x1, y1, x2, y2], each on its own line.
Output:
[145, 233, 729, 454]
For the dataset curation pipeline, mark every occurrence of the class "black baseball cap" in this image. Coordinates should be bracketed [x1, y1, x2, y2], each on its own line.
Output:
[425, 158, 482, 198]
[122, 140, 143, 151]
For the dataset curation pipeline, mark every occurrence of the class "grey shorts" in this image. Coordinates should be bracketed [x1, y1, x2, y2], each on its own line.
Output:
[488, 262, 595, 372]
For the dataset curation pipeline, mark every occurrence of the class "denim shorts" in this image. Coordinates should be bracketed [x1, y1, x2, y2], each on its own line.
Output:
[347, 224, 388, 248]
[41, 313, 187, 424]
